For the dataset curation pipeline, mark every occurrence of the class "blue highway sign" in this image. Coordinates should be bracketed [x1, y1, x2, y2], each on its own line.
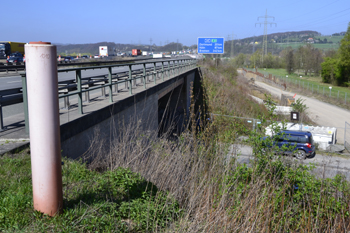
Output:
[197, 37, 224, 54]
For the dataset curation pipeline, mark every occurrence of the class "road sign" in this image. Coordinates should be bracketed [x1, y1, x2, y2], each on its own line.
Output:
[197, 37, 224, 54]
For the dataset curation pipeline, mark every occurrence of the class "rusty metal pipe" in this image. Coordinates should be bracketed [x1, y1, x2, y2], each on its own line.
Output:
[25, 42, 63, 216]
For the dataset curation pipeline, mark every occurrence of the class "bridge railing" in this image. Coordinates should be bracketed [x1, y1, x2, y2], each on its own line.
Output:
[0, 58, 197, 132]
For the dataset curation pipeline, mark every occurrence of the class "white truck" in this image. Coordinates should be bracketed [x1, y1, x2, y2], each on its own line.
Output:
[99, 46, 108, 57]
[153, 54, 163, 58]
[142, 51, 148, 56]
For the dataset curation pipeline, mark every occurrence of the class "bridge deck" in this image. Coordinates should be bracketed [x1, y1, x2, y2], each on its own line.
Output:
[0, 66, 197, 155]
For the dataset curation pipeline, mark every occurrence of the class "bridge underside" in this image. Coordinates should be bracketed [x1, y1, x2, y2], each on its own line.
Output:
[61, 68, 197, 159]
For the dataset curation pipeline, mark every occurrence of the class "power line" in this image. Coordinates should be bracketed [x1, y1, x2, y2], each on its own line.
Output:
[278, 0, 341, 23]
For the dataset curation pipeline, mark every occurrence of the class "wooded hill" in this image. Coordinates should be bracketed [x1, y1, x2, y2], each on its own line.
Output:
[55, 30, 344, 56]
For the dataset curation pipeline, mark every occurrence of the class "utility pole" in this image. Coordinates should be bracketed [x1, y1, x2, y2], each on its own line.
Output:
[255, 9, 276, 64]
[177, 39, 179, 53]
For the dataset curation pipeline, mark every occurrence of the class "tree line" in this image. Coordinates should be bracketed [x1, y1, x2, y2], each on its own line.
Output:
[230, 23, 350, 87]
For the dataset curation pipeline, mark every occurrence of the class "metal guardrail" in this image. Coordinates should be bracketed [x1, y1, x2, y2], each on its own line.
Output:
[0, 56, 164, 74]
[0, 58, 197, 132]
[345, 121, 350, 152]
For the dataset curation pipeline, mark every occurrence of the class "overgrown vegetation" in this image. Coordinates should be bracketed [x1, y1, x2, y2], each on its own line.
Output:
[1, 59, 349, 232]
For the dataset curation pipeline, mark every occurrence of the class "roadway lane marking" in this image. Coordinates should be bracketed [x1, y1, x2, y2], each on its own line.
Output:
[7, 81, 21, 83]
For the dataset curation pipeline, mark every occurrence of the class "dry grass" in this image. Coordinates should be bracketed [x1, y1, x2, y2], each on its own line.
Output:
[81, 59, 350, 232]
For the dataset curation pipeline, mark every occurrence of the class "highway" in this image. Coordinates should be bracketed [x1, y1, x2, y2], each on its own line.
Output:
[230, 144, 350, 181]
[0, 60, 174, 91]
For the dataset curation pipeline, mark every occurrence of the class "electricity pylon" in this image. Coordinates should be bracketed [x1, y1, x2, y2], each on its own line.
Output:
[255, 9, 276, 63]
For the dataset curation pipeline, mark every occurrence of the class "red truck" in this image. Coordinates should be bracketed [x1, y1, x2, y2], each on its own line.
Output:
[132, 49, 141, 56]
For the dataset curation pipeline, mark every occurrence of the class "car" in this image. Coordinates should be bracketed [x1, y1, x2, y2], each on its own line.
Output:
[7, 53, 24, 64]
[94, 54, 99, 58]
[81, 55, 89, 59]
[64, 56, 74, 61]
[262, 130, 316, 160]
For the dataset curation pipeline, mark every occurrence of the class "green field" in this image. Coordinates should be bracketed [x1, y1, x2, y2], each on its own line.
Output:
[276, 42, 339, 51]
[257, 68, 350, 103]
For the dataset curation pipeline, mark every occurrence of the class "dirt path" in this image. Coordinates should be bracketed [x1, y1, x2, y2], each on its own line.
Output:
[240, 71, 350, 144]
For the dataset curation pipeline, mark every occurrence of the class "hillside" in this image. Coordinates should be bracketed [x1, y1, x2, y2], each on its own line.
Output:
[54, 30, 344, 56]
[227, 30, 344, 55]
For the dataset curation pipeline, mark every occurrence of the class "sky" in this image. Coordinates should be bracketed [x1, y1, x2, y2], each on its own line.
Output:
[2, 0, 349, 46]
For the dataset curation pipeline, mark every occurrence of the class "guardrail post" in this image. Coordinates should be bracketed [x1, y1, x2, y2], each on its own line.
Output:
[345, 121, 347, 150]
[129, 65, 132, 95]
[20, 72, 30, 134]
[154, 62, 156, 84]
[168, 61, 170, 78]
[76, 70, 83, 114]
[108, 67, 113, 103]
[0, 96, 4, 131]
[114, 76, 118, 93]
[162, 62, 164, 81]
[143, 63, 146, 89]
[345, 93, 347, 104]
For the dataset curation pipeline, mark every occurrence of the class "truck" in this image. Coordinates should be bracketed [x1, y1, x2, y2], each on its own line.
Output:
[153, 54, 164, 58]
[99, 46, 108, 57]
[132, 49, 142, 56]
[0, 42, 26, 59]
[142, 51, 148, 56]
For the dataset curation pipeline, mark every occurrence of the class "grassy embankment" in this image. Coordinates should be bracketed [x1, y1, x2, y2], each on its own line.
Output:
[1, 59, 350, 232]
[258, 68, 350, 110]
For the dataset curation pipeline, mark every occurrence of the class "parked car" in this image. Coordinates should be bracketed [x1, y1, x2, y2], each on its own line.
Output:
[262, 130, 316, 160]
[7, 53, 24, 63]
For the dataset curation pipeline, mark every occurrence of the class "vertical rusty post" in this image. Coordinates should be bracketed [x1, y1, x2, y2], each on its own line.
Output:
[25, 42, 63, 216]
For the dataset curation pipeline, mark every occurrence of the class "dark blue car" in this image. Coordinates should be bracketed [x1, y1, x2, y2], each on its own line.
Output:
[262, 130, 316, 160]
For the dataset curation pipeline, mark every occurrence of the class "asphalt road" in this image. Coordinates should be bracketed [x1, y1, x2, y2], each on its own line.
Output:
[249, 78, 350, 144]
[230, 144, 350, 181]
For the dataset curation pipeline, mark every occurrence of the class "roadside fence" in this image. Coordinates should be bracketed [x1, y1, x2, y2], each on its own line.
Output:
[242, 68, 350, 107]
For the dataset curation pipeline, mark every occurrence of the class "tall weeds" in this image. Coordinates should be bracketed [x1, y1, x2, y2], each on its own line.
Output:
[85, 59, 350, 232]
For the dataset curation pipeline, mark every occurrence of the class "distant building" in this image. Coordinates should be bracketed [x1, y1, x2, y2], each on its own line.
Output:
[307, 38, 314, 43]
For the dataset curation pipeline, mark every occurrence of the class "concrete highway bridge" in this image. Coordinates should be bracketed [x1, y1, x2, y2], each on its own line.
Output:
[0, 57, 200, 158]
